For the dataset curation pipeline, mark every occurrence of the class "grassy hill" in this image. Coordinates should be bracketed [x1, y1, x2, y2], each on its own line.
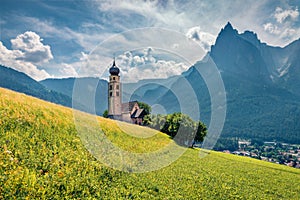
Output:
[0, 65, 72, 108]
[0, 87, 299, 199]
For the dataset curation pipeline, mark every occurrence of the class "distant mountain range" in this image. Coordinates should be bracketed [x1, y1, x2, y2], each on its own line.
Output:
[40, 77, 108, 115]
[1, 22, 299, 144]
[0, 65, 72, 107]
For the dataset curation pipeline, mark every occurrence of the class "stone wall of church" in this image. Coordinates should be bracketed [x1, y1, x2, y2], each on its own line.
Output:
[108, 75, 121, 116]
[121, 113, 132, 123]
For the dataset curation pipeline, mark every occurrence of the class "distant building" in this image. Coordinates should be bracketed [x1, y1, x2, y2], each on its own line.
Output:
[107, 59, 146, 124]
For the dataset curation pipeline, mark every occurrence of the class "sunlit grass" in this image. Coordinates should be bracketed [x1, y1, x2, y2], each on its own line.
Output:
[1, 87, 299, 199]
[99, 117, 171, 153]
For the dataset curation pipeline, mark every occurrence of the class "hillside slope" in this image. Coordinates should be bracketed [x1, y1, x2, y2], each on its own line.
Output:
[0, 88, 299, 199]
[0, 65, 72, 107]
[38, 23, 300, 145]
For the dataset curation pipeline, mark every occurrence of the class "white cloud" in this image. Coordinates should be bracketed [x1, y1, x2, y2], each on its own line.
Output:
[79, 27, 205, 82]
[116, 47, 189, 82]
[274, 7, 299, 23]
[186, 26, 216, 51]
[0, 41, 50, 81]
[0, 31, 54, 80]
[4, 1, 299, 82]
[262, 6, 300, 45]
[10, 31, 53, 64]
[42, 52, 89, 79]
[263, 23, 280, 34]
[59, 63, 78, 77]
[80, 52, 89, 61]
[281, 28, 297, 38]
[95, 0, 193, 29]
[19, 16, 111, 52]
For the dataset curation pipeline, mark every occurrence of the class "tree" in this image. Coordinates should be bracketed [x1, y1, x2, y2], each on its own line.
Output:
[142, 114, 152, 126]
[148, 112, 207, 147]
[194, 121, 207, 143]
[102, 110, 108, 118]
[137, 101, 152, 115]
[137, 101, 152, 125]
[213, 138, 239, 151]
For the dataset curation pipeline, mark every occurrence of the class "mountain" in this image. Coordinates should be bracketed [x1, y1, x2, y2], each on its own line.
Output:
[37, 22, 300, 144]
[0, 65, 72, 107]
[278, 38, 300, 96]
[40, 77, 108, 115]
[205, 22, 300, 143]
[1, 87, 299, 199]
[123, 22, 300, 144]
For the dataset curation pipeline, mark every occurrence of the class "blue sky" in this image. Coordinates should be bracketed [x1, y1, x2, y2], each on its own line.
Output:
[0, 0, 299, 81]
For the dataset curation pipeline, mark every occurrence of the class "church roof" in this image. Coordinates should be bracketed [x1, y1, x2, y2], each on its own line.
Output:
[109, 59, 120, 75]
[131, 108, 145, 118]
[121, 101, 138, 113]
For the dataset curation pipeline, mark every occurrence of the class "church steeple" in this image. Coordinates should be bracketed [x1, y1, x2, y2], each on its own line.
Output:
[109, 57, 120, 76]
[108, 59, 122, 119]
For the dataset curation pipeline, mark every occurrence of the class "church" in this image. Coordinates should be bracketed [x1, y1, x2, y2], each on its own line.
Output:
[107, 59, 146, 125]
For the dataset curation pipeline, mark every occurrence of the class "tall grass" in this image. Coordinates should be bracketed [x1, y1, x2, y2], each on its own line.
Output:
[1, 88, 299, 199]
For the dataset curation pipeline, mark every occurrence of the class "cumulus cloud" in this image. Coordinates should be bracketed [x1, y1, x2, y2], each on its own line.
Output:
[263, 21, 299, 42]
[263, 6, 300, 43]
[0, 31, 53, 80]
[0, 41, 50, 80]
[10, 31, 53, 64]
[263, 23, 280, 34]
[274, 7, 299, 23]
[116, 47, 189, 82]
[59, 63, 78, 77]
[186, 26, 216, 51]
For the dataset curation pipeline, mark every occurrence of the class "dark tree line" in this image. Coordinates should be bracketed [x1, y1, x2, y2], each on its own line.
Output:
[144, 113, 207, 147]
[103, 101, 208, 146]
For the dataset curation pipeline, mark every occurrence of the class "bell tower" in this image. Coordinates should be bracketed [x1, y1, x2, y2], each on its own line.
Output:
[108, 59, 122, 119]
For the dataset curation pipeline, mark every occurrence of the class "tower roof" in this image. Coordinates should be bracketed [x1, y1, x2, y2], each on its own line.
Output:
[109, 59, 120, 75]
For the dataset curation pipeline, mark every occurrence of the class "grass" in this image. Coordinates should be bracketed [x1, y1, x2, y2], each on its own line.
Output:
[0, 87, 299, 199]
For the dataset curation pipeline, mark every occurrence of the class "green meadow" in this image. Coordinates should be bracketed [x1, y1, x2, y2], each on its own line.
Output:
[0, 87, 299, 199]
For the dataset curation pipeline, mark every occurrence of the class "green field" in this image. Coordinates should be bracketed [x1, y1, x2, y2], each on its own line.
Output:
[0, 87, 299, 199]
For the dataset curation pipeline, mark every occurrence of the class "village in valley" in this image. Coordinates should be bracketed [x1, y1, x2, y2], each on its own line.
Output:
[222, 140, 300, 168]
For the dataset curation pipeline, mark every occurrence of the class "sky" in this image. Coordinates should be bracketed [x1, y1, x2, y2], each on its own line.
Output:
[0, 0, 299, 82]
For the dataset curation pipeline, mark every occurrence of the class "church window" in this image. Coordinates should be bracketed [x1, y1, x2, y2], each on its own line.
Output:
[116, 85, 119, 89]
[110, 92, 112, 97]
[116, 92, 119, 96]
[113, 77, 115, 80]
[109, 85, 112, 90]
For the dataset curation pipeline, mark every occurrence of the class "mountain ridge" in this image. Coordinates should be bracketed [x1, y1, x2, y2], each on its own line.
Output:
[40, 23, 300, 144]
[1, 22, 300, 145]
[0, 65, 72, 107]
